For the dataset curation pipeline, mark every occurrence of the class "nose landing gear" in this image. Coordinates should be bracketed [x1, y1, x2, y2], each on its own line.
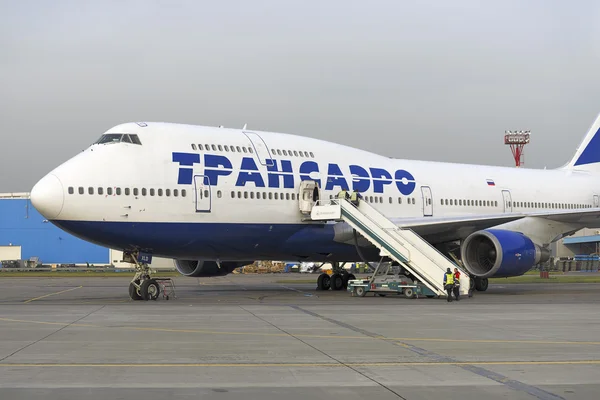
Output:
[127, 251, 161, 301]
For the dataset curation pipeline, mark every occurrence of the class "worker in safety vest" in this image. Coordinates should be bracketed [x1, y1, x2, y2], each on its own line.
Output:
[453, 267, 461, 301]
[337, 190, 348, 200]
[443, 268, 455, 302]
[349, 190, 359, 205]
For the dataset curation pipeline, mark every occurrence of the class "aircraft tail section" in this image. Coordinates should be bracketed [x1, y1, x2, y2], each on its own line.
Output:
[564, 111, 600, 172]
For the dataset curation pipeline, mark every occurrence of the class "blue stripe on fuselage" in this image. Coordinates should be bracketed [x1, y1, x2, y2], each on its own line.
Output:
[50, 220, 375, 261]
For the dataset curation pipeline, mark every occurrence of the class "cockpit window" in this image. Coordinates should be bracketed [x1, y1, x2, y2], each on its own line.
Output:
[95, 133, 142, 145]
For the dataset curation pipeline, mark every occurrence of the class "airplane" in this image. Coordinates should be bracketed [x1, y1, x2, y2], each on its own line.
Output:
[29, 112, 600, 300]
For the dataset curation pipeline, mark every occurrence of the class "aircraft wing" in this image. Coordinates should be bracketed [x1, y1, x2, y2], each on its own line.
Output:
[388, 208, 600, 244]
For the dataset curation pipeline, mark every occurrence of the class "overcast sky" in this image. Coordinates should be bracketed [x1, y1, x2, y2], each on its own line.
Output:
[2, 0, 600, 192]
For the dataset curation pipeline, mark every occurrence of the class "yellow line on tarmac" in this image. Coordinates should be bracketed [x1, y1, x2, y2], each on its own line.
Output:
[1, 315, 600, 347]
[23, 286, 83, 303]
[1, 360, 600, 368]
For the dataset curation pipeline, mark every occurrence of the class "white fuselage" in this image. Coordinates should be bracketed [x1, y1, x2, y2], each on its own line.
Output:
[30, 122, 600, 261]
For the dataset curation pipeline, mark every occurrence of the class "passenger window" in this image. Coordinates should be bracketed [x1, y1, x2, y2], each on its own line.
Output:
[281, 150, 286, 156]
[79, 187, 84, 195]
[237, 191, 242, 198]
[217, 191, 222, 198]
[150, 189, 155, 196]
[218, 145, 222, 151]
[286, 193, 290, 200]
[248, 147, 253, 153]
[242, 147, 247, 153]
[269, 192, 273, 200]
[198, 144, 203, 150]
[224, 145, 229, 152]
[231, 191, 235, 198]
[116, 188, 122, 195]
[174, 189, 178, 197]
[192, 144, 197, 150]
[293, 151, 298, 156]
[142, 188, 147, 196]
[166, 189, 171, 197]
[310, 152, 314, 158]
[133, 188, 138, 196]
[204, 190, 209, 198]
[230, 146, 236, 153]
[107, 187, 113, 195]
[88, 187, 94, 195]
[158, 189, 163, 196]
[244, 192, 248, 199]
[206, 144, 210, 150]
[291, 193, 295, 200]
[236, 146, 241, 152]
[275, 193, 279, 200]
[211, 145, 216, 151]
[98, 187, 104, 195]
[459, 200, 462, 206]
[125, 188, 130, 196]
[182, 189, 186, 197]
[68, 187, 74, 194]
[398, 197, 402, 204]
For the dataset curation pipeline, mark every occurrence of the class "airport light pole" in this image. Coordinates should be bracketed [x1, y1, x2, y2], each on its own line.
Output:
[504, 130, 530, 167]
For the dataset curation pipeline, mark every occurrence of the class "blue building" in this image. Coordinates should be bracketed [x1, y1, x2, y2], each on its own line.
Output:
[0, 194, 109, 265]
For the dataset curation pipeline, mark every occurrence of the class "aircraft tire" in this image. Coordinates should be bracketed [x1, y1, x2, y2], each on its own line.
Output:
[129, 282, 142, 301]
[475, 277, 489, 292]
[141, 279, 160, 301]
[343, 273, 356, 289]
[317, 273, 331, 290]
[330, 273, 344, 291]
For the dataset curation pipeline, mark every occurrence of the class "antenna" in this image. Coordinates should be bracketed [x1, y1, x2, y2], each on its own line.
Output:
[242, 124, 247, 130]
[504, 130, 530, 167]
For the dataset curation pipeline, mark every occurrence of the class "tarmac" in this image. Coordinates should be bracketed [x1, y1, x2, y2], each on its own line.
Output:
[0, 273, 599, 399]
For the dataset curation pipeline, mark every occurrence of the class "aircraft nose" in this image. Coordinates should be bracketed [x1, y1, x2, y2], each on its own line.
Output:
[30, 174, 64, 220]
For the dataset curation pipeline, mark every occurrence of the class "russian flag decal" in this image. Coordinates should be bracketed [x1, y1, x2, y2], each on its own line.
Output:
[486, 179, 495, 186]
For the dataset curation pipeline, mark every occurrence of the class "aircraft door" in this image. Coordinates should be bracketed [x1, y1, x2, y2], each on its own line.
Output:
[594, 195, 599, 208]
[421, 186, 433, 216]
[299, 180, 320, 215]
[194, 175, 211, 212]
[243, 131, 274, 167]
[501, 190, 512, 212]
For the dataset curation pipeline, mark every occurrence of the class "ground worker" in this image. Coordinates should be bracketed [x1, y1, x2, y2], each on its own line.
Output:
[443, 267, 454, 302]
[337, 190, 348, 200]
[349, 190, 359, 205]
[453, 267, 461, 301]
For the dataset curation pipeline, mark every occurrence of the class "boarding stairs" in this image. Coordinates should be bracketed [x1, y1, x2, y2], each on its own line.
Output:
[310, 198, 470, 298]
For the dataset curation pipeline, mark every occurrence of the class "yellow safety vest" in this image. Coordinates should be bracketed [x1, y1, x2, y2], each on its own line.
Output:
[445, 273, 454, 285]
[350, 192, 358, 201]
[338, 191, 347, 199]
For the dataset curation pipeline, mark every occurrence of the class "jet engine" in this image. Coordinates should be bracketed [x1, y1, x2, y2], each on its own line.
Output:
[174, 260, 251, 277]
[460, 229, 550, 278]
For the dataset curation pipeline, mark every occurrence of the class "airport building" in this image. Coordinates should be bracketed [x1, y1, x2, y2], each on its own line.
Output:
[0, 193, 173, 269]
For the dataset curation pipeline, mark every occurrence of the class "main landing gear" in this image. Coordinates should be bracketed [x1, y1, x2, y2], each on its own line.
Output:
[469, 277, 489, 293]
[316, 262, 356, 291]
[127, 251, 161, 301]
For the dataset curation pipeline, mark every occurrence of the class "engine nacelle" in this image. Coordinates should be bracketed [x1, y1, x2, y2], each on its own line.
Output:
[174, 260, 251, 277]
[460, 229, 550, 278]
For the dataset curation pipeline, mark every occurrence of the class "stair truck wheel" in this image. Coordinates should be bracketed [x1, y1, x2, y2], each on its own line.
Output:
[317, 273, 331, 290]
[330, 273, 344, 291]
[129, 282, 142, 301]
[355, 286, 366, 297]
[141, 279, 160, 301]
[404, 288, 415, 299]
